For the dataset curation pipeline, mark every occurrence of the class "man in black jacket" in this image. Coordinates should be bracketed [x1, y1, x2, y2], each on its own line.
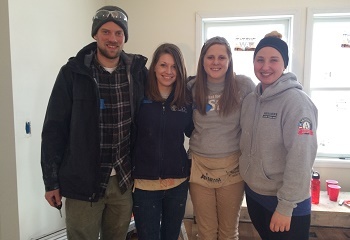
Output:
[41, 5, 147, 240]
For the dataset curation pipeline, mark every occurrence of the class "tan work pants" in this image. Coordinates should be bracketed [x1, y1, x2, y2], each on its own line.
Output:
[65, 176, 132, 240]
[189, 181, 244, 240]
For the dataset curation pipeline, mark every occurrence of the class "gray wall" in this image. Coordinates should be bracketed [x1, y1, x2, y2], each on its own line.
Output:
[0, 0, 20, 239]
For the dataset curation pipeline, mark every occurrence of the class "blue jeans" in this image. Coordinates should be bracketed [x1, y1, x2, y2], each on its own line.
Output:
[132, 180, 189, 240]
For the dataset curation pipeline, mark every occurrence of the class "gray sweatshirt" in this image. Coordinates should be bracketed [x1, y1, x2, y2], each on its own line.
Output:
[239, 72, 318, 216]
[189, 75, 255, 158]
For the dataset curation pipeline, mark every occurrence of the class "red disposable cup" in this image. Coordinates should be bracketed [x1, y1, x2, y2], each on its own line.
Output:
[328, 184, 341, 202]
[326, 180, 338, 195]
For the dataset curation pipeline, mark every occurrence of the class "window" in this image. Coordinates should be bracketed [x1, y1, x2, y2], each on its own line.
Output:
[196, 11, 300, 84]
[304, 9, 350, 159]
[197, 9, 350, 161]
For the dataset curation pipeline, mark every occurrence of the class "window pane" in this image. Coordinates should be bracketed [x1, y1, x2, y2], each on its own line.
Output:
[311, 90, 350, 158]
[309, 14, 350, 158]
[204, 18, 290, 85]
[311, 18, 350, 88]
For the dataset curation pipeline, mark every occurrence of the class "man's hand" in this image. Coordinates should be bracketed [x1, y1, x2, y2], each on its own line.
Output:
[45, 189, 62, 208]
[270, 211, 291, 232]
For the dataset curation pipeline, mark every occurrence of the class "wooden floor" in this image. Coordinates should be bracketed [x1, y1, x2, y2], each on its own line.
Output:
[129, 219, 350, 240]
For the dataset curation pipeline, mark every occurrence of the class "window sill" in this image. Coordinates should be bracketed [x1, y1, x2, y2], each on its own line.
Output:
[314, 157, 350, 168]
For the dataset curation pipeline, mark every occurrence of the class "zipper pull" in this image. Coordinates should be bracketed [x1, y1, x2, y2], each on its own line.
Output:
[89, 193, 96, 207]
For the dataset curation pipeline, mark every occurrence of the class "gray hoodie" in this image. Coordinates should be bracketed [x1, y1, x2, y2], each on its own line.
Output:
[239, 72, 318, 216]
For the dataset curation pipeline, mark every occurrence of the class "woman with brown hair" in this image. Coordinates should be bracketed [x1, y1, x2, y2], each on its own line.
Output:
[132, 43, 193, 240]
[188, 36, 255, 240]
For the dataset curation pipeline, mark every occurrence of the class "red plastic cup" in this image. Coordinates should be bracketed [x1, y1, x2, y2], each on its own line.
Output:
[328, 184, 341, 202]
[326, 180, 338, 195]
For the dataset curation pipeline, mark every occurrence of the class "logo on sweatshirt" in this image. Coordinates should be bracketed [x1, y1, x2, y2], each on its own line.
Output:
[262, 112, 277, 119]
[298, 117, 314, 135]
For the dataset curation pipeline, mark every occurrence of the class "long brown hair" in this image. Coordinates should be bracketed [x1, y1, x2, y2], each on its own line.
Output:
[194, 36, 240, 116]
[147, 43, 191, 107]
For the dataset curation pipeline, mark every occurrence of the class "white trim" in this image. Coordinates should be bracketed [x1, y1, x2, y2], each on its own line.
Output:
[305, 7, 350, 15]
[195, 13, 204, 71]
[303, 8, 314, 95]
[288, 10, 303, 85]
[314, 158, 350, 168]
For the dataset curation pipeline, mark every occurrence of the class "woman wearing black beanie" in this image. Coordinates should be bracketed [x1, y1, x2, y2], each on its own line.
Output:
[239, 31, 318, 240]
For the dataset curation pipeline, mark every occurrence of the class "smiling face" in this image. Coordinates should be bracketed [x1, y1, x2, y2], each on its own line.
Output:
[254, 46, 285, 91]
[203, 44, 230, 83]
[155, 53, 177, 95]
[94, 21, 125, 67]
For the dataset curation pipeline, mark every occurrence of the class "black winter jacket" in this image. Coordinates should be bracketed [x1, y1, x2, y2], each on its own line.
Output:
[41, 42, 147, 202]
[132, 93, 194, 179]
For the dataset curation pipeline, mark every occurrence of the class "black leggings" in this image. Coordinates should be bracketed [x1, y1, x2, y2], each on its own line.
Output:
[246, 194, 311, 240]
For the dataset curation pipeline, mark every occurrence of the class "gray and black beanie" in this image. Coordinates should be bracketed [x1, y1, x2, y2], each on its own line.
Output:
[91, 5, 129, 42]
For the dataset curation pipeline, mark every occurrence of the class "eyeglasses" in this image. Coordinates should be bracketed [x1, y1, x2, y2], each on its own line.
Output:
[93, 10, 128, 22]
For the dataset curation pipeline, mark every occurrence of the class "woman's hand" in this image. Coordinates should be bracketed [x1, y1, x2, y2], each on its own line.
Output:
[270, 211, 291, 232]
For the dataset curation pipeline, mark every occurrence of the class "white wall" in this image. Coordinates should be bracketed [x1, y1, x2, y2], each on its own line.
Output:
[3, 0, 104, 239]
[1, 0, 350, 239]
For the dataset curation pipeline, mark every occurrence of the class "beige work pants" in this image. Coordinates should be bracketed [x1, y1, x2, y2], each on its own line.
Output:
[65, 176, 132, 240]
[189, 181, 244, 240]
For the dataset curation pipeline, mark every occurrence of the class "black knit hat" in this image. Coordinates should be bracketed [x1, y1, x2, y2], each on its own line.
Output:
[91, 6, 128, 43]
[254, 36, 289, 68]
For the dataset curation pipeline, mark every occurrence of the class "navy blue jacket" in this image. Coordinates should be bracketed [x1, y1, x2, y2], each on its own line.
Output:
[132, 93, 193, 179]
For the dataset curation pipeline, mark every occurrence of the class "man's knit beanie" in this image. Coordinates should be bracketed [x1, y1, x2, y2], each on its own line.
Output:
[91, 6, 128, 43]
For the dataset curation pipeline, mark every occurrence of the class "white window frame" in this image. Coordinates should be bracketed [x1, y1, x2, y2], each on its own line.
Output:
[304, 8, 350, 167]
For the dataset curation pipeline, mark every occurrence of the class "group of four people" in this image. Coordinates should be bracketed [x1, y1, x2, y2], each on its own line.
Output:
[41, 4, 318, 240]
